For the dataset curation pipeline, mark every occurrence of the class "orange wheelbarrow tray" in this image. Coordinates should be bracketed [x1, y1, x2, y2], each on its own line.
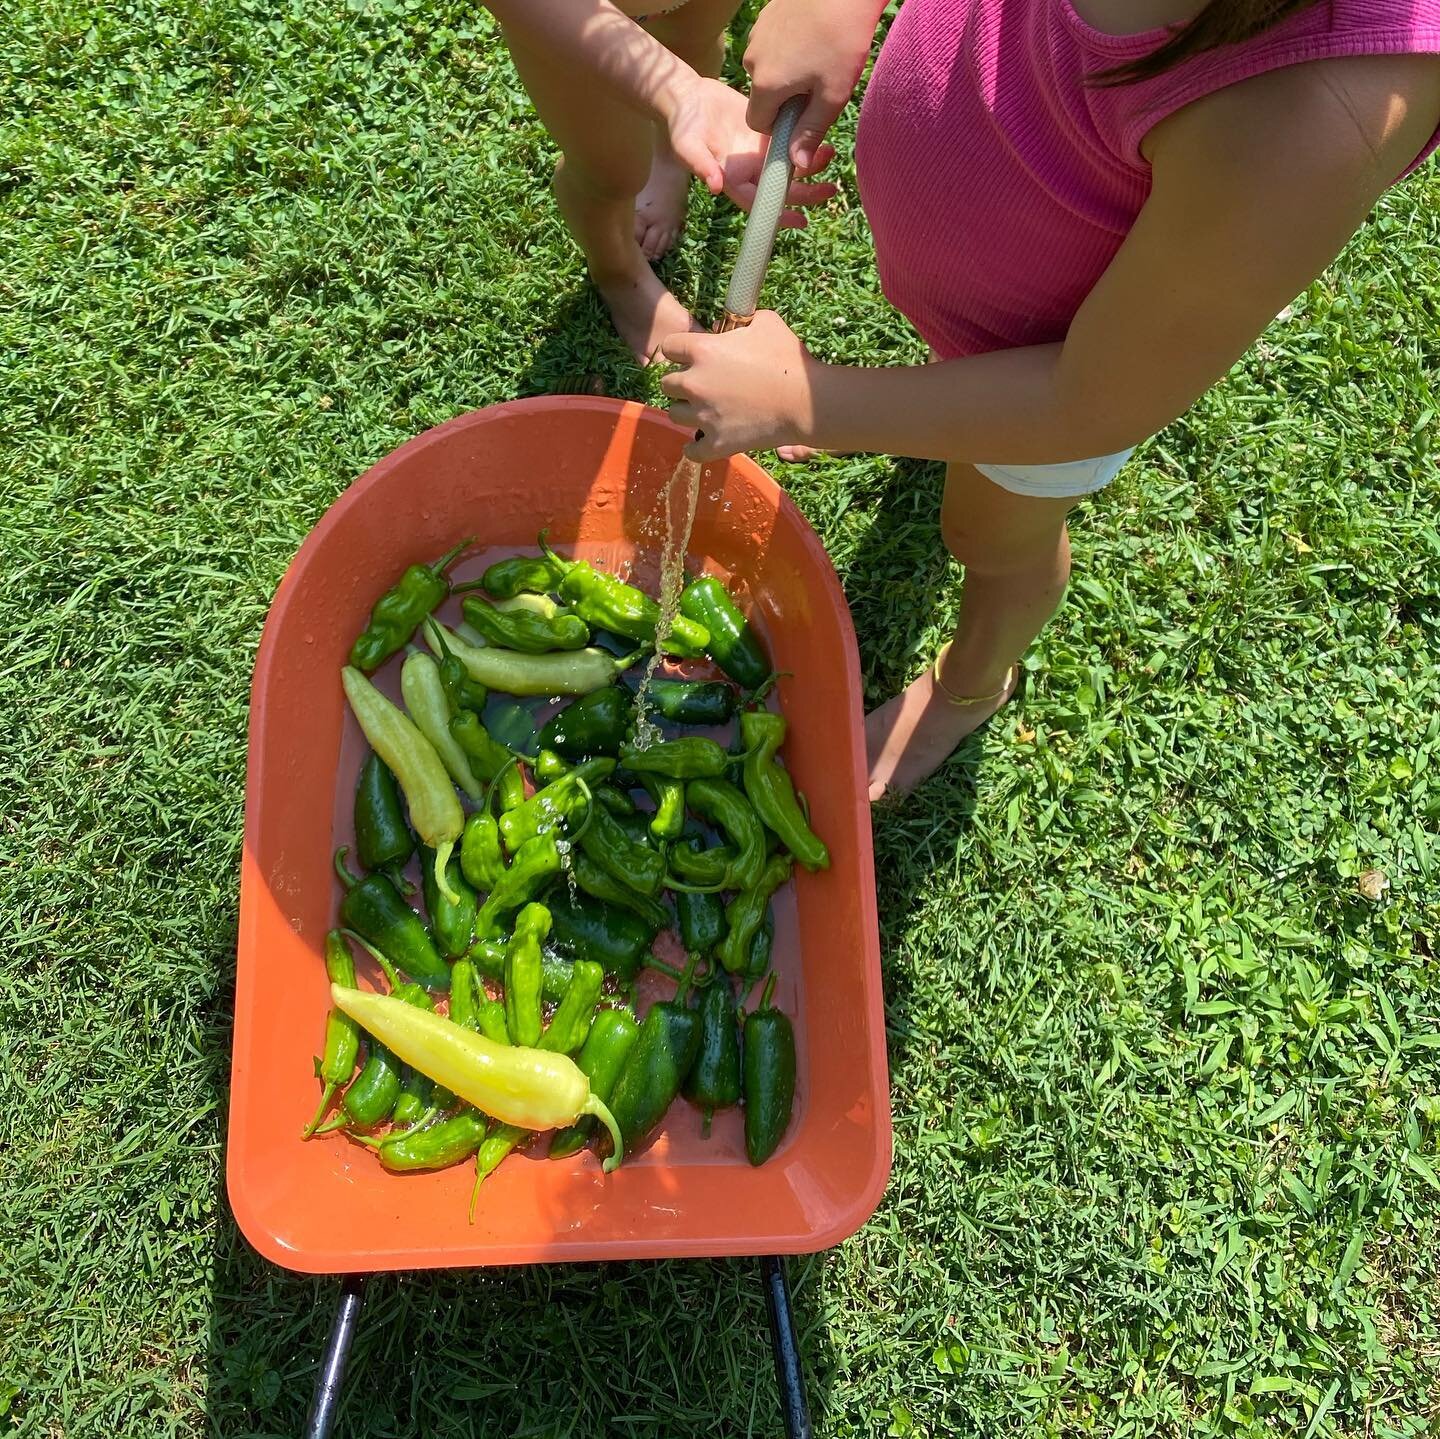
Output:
[228, 397, 892, 1437]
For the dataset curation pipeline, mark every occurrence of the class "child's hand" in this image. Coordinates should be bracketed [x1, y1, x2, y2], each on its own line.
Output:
[743, 0, 883, 168]
[662, 75, 837, 226]
[659, 311, 820, 460]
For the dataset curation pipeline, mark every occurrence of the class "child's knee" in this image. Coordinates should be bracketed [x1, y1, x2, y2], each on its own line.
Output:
[555, 151, 649, 205]
[940, 501, 1070, 578]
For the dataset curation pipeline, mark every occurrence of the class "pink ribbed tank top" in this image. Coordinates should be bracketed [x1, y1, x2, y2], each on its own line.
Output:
[855, 0, 1440, 359]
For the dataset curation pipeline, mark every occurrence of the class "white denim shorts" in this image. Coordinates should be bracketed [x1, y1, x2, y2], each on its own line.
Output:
[975, 448, 1134, 499]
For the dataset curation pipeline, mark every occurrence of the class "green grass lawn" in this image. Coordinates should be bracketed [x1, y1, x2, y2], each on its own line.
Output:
[4, 3, 1439, 1435]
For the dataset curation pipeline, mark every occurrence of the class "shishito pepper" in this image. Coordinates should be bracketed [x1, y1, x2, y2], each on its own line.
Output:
[480, 552, 564, 599]
[533, 749, 570, 783]
[349, 538, 471, 672]
[354, 755, 414, 894]
[448, 957, 479, 1031]
[449, 712, 526, 812]
[746, 906, 775, 982]
[497, 758, 615, 851]
[473, 833, 563, 939]
[718, 853, 792, 975]
[638, 773, 685, 842]
[425, 621, 638, 697]
[547, 889, 657, 982]
[607, 957, 702, 1152]
[377, 1110, 488, 1171]
[537, 686, 631, 759]
[540, 536, 710, 657]
[331, 986, 625, 1168]
[679, 575, 770, 691]
[576, 802, 666, 897]
[739, 710, 830, 872]
[627, 677, 735, 727]
[549, 1008, 640, 1160]
[685, 777, 767, 891]
[504, 902, 551, 1047]
[477, 998, 511, 1045]
[469, 936, 574, 1005]
[400, 650, 484, 803]
[421, 845, 478, 958]
[618, 737, 731, 780]
[460, 810, 504, 892]
[570, 849, 671, 930]
[668, 837, 735, 891]
[461, 595, 589, 654]
[301, 931, 362, 1137]
[743, 974, 795, 1165]
[342, 666, 464, 906]
[426, 620, 489, 714]
[334, 847, 450, 991]
[685, 972, 742, 1134]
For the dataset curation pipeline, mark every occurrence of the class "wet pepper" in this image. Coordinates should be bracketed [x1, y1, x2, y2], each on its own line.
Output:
[474, 833, 563, 939]
[685, 973, 742, 1134]
[498, 758, 615, 851]
[426, 620, 489, 714]
[679, 575, 770, 690]
[674, 875, 726, 960]
[316, 973, 433, 1133]
[349, 538, 471, 672]
[504, 902, 551, 1047]
[449, 711, 526, 812]
[354, 755, 415, 894]
[743, 974, 796, 1165]
[421, 845, 478, 958]
[426, 621, 636, 697]
[739, 711, 830, 871]
[461, 595, 590, 654]
[469, 936, 575, 1005]
[334, 847, 450, 991]
[302, 932, 362, 1137]
[378, 1111, 487, 1172]
[576, 802, 665, 897]
[618, 737, 730, 780]
[607, 957, 702, 1153]
[685, 778, 767, 891]
[547, 890, 657, 982]
[460, 810, 505, 892]
[537, 686, 631, 759]
[550, 1009, 641, 1159]
[628, 677, 736, 726]
[481, 553, 564, 599]
[718, 854, 792, 975]
[570, 850, 671, 931]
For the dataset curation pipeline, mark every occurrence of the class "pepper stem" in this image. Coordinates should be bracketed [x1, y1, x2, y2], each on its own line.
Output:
[428, 536, 474, 579]
[537, 529, 573, 575]
[383, 862, 416, 897]
[587, 1095, 625, 1173]
[746, 671, 793, 707]
[663, 872, 729, 894]
[312, 1112, 349, 1136]
[758, 971, 778, 1013]
[434, 839, 461, 906]
[643, 954, 685, 980]
[482, 754, 519, 815]
[333, 846, 360, 891]
[301, 1082, 337, 1139]
[675, 951, 701, 1004]
[565, 777, 597, 846]
[340, 928, 402, 989]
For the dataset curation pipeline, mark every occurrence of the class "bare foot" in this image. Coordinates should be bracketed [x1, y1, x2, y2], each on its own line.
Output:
[594, 262, 703, 364]
[866, 664, 1018, 801]
[635, 131, 691, 261]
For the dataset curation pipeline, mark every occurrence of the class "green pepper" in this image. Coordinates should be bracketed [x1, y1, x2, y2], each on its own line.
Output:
[596, 785, 637, 816]
[420, 845, 479, 958]
[343, 667, 465, 906]
[607, 958, 702, 1153]
[477, 997, 511, 1045]
[469, 936, 574, 1005]
[450, 711, 527, 812]
[627, 677, 736, 727]
[718, 854, 791, 975]
[576, 802, 666, 897]
[679, 575, 770, 690]
[461, 595, 590, 654]
[376, 981, 436, 1128]
[533, 749, 570, 783]
[484, 698, 542, 758]
[743, 973, 795, 1165]
[504, 902, 550, 1047]
[541, 537, 710, 658]
[547, 889, 657, 981]
[315, 1039, 399, 1134]
[354, 755, 415, 894]
[302, 932, 362, 1137]
[378, 1110, 487, 1171]
[400, 650, 484, 802]
[674, 879, 726, 960]
[639, 773, 685, 842]
[669, 837, 735, 890]
[481, 553, 564, 599]
[425, 621, 638, 697]
[537, 686, 632, 759]
[685, 972, 742, 1133]
[460, 810, 505, 892]
[550, 1009, 641, 1159]
[570, 849, 671, 930]
[498, 758, 615, 851]
[685, 778, 767, 892]
[746, 906, 775, 982]
[475, 834, 563, 939]
[619, 737, 731, 780]
[349, 538, 471, 672]
[611, 808, 660, 850]
[448, 958, 479, 1031]
[426, 619, 489, 714]
[334, 847, 451, 991]
[739, 711, 830, 872]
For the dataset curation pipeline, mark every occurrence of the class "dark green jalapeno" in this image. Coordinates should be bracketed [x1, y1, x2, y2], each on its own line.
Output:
[537, 686, 632, 759]
[302, 931, 362, 1137]
[685, 972, 742, 1134]
[503, 902, 550, 1047]
[674, 880, 726, 960]
[678, 575, 770, 690]
[746, 906, 775, 983]
[421, 845, 479, 958]
[607, 957, 702, 1153]
[627, 677, 736, 727]
[480, 552, 565, 599]
[349, 538, 472, 672]
[718, 854, 791, 975]
[685, 778, 767, 892]
[550, 1009, 641, 1159]
[354, 755, 415, 894]
[743, 973, 796, 1165]
[461, 595, 589, 654]
[546, 889, 657, 981]
[739, 710, 830, 872]
[334, 847, 450, 991]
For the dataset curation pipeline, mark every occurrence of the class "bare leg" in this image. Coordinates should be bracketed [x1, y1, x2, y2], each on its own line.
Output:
[636, 0, 737, 259]
[503, 28, 703, 362]
[866, 463, 1080, 801]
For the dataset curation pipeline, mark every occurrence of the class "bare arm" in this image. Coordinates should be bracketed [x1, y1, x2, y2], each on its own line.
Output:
[663, 55, 1440, 462]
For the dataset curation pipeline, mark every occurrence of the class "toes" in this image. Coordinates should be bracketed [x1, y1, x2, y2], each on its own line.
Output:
[776, 445, 819, 463]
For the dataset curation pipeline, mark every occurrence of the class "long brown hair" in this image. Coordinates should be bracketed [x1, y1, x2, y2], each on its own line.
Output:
[1096, 0, 1325, 84]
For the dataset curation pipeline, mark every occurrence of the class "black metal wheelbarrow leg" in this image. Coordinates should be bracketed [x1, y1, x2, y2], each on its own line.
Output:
[305, 1274, 365, 1439]
[761, 1255, 813, 1439]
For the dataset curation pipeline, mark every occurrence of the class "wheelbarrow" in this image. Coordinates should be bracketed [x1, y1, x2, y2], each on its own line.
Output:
[227, 103, 891, 1437]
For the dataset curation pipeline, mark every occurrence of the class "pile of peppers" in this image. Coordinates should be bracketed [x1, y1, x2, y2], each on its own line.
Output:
[304, 535, 827, 1216]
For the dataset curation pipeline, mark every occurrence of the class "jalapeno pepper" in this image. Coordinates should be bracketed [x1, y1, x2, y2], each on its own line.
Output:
[739, 711, 830, 872]
[302, 932, 363, 1137]
[540, 537, 710, 658]
[576, 802, 666, 897]
[497, 757, 614, 851]
[639, 773, 686, 842]
[354, 755, 415, 894]
[449, 711, 527, 812]
[627, 677, 736, 727]
[334, 847, 451, 991]
[474, 832, 563, 939]
[549, 1009, 641, 1159]
[685, 973, 742, 1135]
[685, 777, 767, 892]
[469, 936, 574, 1005]
[480, 553, 564, 599]
[607, 957, 702, 1153]
[421, 845, 479, 958]
[460, 595, 590, 654]
[718, 854, 791, 975]
[377, 1110, 488, 1172]
[679, 575, 770, 690]
[570, 849, 671, 930]
[674, 878, 726, 960]
[504, 902, 550, 1047]
[743, 973, 795, 1165]
[342, 666, 465, 906]
[746, 906, 775, 982]
[349, 538, 472, 672]
[618, 737, 731, 780]
[547, 890, 657, 981]
[537, 685, 632, 759]
[460, 810, 504, 892]
[425, 619, 489, 714]
[425, 621, 639, 697]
